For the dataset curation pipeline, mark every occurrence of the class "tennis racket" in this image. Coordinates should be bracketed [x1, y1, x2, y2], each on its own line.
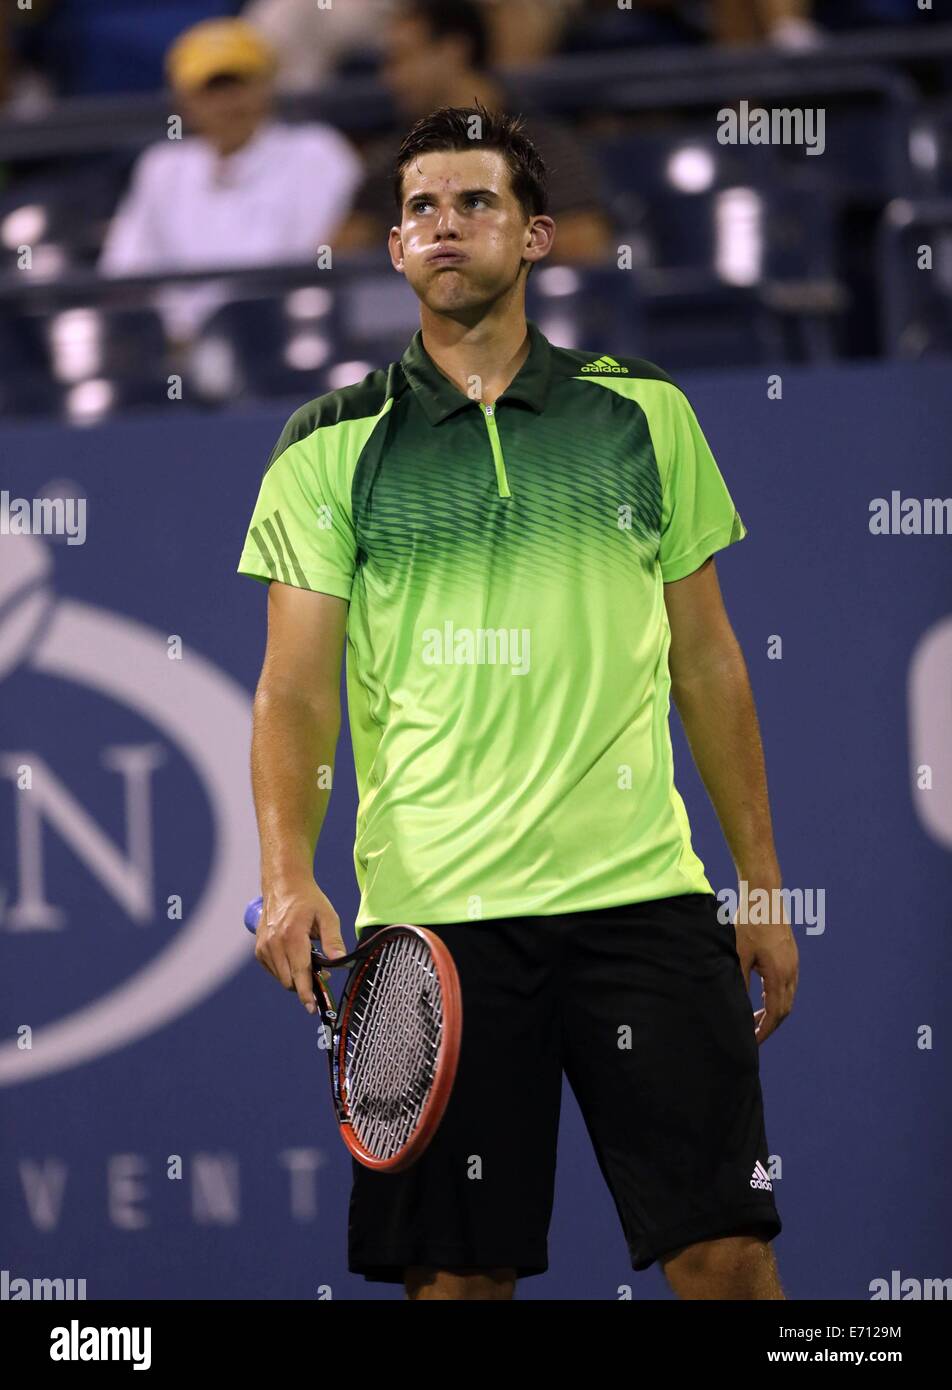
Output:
[244, 897, 462, 1172]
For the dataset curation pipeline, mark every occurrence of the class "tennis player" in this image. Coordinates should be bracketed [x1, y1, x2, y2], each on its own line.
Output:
[237, 102, 799, 1301]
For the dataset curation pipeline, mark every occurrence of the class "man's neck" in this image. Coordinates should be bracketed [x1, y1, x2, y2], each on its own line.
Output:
[419, 294, 530, 407]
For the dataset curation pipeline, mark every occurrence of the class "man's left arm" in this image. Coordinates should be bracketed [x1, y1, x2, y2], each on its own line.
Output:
[664, 555, 799, 1043]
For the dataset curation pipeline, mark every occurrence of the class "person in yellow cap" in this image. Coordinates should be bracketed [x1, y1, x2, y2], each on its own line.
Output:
[99, 17, 363, 342]
[164, 18, 279, 159]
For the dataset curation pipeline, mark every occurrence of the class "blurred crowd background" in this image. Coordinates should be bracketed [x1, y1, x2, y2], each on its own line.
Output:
[0, 0, 948, 424]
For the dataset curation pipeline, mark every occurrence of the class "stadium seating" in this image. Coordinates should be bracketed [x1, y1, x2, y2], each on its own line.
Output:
[879, 198, 952, 356]
[0, 25, 948, 419]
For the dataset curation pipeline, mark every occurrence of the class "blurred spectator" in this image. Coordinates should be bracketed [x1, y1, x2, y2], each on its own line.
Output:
[480, 0, 584, 68]
[98, 18, 362, 341]
[242, 0, 581, 88]
[1, 0, 59, 115]
[561, 1, 821, 53]
[560, 0, 706, 52]
[712, 0, 823, 48]
[242, 0, 392, 90]
[333, 0, 614, 264]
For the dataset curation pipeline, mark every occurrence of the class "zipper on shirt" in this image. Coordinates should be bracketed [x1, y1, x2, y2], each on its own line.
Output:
[481, 402, 511, 498]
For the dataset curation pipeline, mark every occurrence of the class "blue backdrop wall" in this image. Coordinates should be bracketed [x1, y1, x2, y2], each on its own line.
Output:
[2, 358, 950, 1300]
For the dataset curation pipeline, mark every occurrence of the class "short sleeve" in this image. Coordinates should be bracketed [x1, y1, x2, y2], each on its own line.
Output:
[653, 384, 747, 583]
[236, 425, 357, 600]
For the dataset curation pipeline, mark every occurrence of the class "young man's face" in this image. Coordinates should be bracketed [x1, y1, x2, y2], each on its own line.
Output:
[181, 73, 272, 152]
[389, 147, 554, 315]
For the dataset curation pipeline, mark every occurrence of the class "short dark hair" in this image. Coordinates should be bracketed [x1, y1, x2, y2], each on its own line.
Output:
[393, 101, 549, 226]
[396, 0, 490, 72]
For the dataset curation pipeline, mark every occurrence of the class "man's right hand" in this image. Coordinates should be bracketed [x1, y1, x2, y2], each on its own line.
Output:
[254, 881, 347, 1015]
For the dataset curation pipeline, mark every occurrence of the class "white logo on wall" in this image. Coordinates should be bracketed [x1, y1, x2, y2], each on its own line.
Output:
[0, 531, 257, 1087]
[908, 616, 952, 850]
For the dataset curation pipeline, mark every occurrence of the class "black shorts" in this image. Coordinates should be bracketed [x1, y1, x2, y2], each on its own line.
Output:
[347, 892, 782, 1282]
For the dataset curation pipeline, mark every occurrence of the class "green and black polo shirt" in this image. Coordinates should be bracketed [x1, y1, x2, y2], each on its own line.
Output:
[238, 319, 747, 930]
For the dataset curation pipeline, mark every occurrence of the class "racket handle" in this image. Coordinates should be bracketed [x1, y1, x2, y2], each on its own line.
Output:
[242, 896, 340, 971]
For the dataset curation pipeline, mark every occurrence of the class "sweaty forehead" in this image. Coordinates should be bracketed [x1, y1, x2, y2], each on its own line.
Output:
[403, 147, 508, 194]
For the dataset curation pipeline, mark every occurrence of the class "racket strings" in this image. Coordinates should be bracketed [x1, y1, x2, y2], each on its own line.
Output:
[343, 934, 444, 1160]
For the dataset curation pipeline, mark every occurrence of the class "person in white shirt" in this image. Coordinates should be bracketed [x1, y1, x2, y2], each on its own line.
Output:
[242, 0, 393, 92]
[98, 18, 363, 342]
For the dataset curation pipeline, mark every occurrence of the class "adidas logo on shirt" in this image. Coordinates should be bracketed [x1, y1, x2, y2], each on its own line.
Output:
[580, 354, 629, 374]
[749, 1160, 773, 1191]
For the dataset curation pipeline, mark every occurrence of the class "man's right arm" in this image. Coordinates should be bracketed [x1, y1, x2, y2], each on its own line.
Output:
[251, 580, 349, 1012]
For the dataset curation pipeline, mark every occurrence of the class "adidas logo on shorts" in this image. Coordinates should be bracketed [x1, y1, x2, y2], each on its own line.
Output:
[749, 1160, 773, 1191]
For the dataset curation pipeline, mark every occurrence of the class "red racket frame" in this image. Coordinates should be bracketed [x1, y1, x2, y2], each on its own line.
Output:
[320, 925, 463, 1172]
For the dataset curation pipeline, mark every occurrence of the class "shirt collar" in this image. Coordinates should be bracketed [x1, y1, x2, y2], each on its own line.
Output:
[208, 119, 278, 182]
[400, 319, 553, 425]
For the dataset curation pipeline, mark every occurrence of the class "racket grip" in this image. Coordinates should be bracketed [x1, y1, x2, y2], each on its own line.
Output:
[243, 895, 337, 972]
[244, 896, 264, 933]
